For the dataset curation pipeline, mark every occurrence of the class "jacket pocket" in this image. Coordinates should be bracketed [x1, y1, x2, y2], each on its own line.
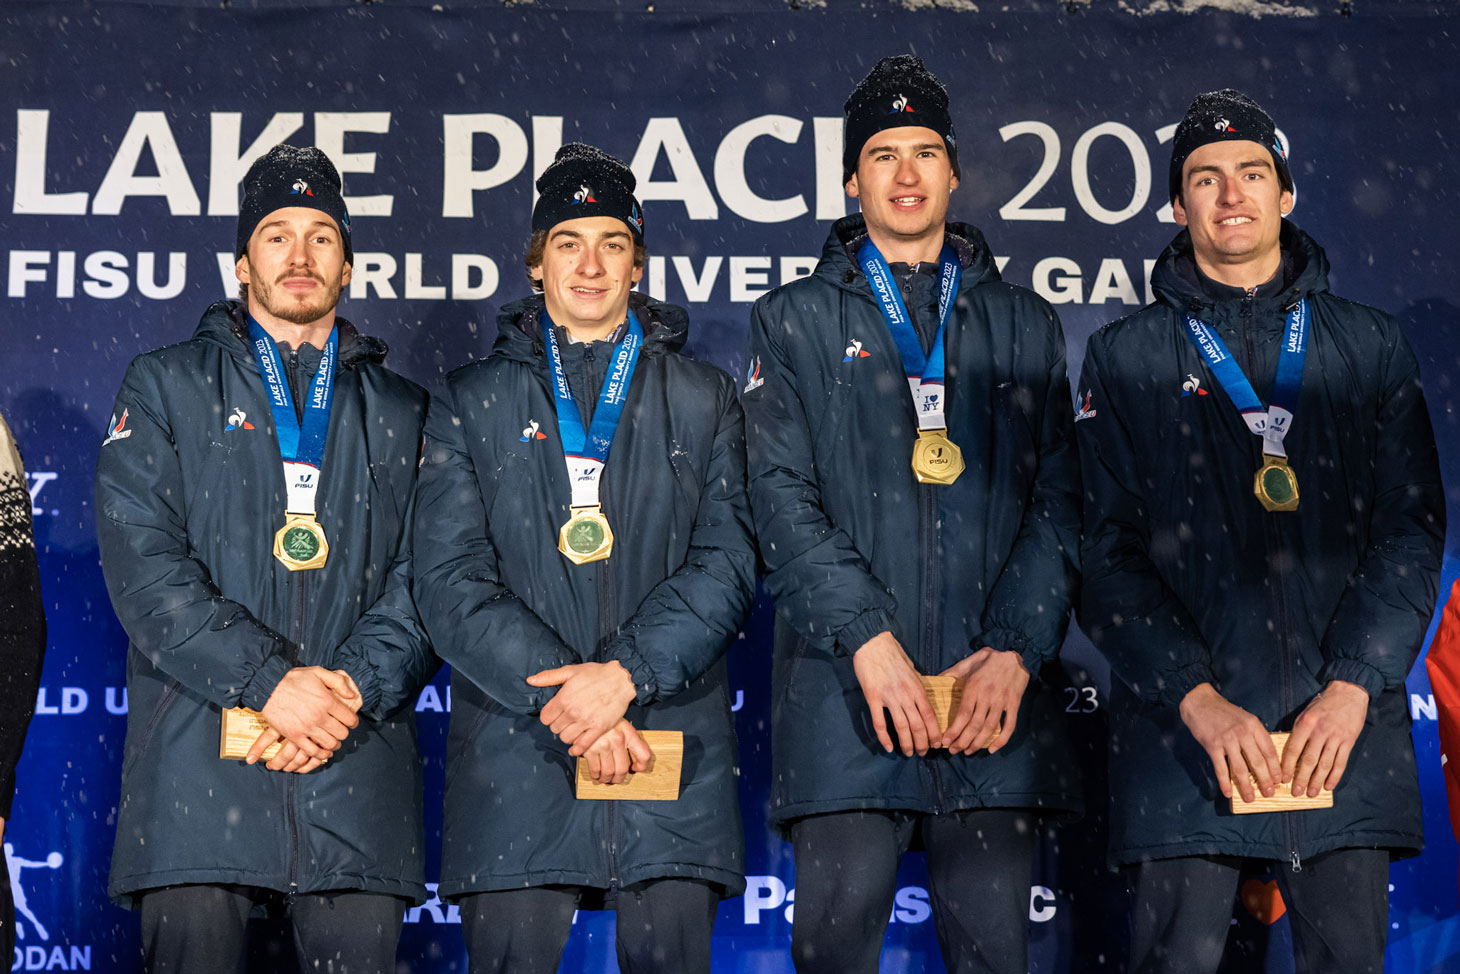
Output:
[121, 680, 183, 777]
[992, 381, 1039, 480]
[443, 704, 493, 792]
[666, 441, 702, 522]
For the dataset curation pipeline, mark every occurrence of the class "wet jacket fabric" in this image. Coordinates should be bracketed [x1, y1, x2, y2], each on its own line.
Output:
[744, 215, 1083, 831]
[96, 301, 434, 907]
[1075, 224, 1442, 866]
[413, 293, 755, 900]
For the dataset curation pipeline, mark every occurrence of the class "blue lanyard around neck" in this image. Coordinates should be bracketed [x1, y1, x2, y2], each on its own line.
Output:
[1181, 299, 1309, 456]
[542, 311, 644, 469]
[246, 316, 337, 466]
[857, 239, 961, 386]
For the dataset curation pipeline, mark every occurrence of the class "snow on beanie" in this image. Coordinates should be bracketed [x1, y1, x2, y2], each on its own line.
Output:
[842, 54, 960, 183]
[236, 144, 353, 263]
[532, 143, 644, 244]
[1169, 89, 1293, 203]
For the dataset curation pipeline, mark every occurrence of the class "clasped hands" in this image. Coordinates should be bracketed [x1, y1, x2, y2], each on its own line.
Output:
[1178, 680, 1369, 803]
[246, 666, 363, 773]
[852, 631, 1029, 757]
[527, 661, 652, 785]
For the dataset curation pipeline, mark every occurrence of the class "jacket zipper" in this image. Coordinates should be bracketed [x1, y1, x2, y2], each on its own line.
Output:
[284, 345, 305, 898]
[599, 557, 619, 892]
[582, 341, 621, 892]
[918, 472, 946, 813]
[286, 570, 305, 896]
[1241, 291, 1302, 871]
[910, 275, 947, 814]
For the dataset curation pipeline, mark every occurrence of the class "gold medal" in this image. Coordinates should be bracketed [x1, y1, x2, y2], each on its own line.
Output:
[911, 429, 965, 485]
[558, 505, 614, 565]
[273, 513, 329, 571]
[1254, 456, 1299, 512]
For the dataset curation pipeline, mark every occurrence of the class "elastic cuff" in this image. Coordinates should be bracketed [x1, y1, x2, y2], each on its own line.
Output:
[835, 607, 897, 658]
[239, 653, 293, 712]
[1156, 660, 1219, 708]
[971, 628, 1042, 675]
[336, 650, 384, 716]
[601, 639, 659, 706]
[1317, 659, 1387, 699]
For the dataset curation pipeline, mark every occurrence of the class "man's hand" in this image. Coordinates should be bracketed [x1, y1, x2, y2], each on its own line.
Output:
[583, 719, 654, 785]
[252, 667, 361, 765]
[1282, 680, 1369, 798]
[852, 631, 943, 756]
[939, 648, 1029, 755]
[254, 739, 327, 774]
[1179, 683, 1283, 802]
[527, 661, 638, 756]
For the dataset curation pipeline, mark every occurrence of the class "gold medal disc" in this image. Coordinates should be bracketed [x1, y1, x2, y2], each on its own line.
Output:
[559, 505, 614, 565]
[1253, 456, 1300, 512]
[911, 429, 965, 485]
[273, 513, 329, 571]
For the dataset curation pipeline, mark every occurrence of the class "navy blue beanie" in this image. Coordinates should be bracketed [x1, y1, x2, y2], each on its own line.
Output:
[236, 145, 353, 263]
[532, 143, 644, 243]
[843, 55, 960, 183]
[1169, 89, 1293, 203]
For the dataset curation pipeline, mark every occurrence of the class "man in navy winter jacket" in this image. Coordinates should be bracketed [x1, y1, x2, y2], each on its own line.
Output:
[743, 56, 1081, 974]
[1075, 90, 1443, 974]
[413, 143, 755, 974]
[96, 145, 434, 973]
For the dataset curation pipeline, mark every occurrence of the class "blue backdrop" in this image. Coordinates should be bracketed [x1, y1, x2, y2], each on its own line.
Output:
[2, 1, 1457, 970]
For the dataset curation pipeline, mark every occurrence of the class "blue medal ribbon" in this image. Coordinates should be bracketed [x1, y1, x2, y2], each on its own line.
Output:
[247, 316, 337, 465]
[857, 239, 961, 429]
[246, 316, 337, 512]
[541, 310, 645, 508]
[1181, 299, 1309, 457]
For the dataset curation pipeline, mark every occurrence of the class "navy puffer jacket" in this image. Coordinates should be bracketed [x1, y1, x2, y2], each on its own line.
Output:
[414, 293, 755, 899]
[1075, 224, 1442, 866]
[97, 301, 434, 907]
[744, 215, 1083, 831]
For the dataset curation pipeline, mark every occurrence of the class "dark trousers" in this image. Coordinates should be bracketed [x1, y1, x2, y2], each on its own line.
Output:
[460, 878, 719, 974]
[1128, 848, 1390, 974]
[139, 884, 405, 974]
[789, 809, 1036, 974]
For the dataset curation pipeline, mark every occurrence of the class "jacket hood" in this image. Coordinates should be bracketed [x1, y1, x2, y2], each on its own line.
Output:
[192, 300, 388, 370]
[1150, 220, 1331, 315]
[815, 213, 1001, 294]
[491, 291, 690, 365]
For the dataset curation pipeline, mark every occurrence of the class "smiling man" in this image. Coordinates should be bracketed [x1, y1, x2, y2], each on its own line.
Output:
[96, 144, 434, 973]
[413, 143, 754, 974]
[742, 56, 1081, 974]
[1075, 90, 1443, 973]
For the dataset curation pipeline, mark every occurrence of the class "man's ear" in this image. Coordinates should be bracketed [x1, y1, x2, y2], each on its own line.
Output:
[1172, 194, 1189, 228]
[341, 262, 352, 288]
[1279, 188, 1294, 217]
[845, 172, 861, 200]
[235, 255, 251, 285]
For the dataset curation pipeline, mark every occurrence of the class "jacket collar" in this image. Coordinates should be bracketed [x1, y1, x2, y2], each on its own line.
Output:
[491, 291, 690, 365]
[814, 213, 1000, 295]
[1150, 220, 1331, 319]
[193, 300, 387, 370]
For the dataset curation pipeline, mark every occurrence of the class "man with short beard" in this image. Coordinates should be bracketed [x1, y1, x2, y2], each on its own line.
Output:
[743, 56, 1081, 974]
[96, 144, 435, 973]
[1076, 90, 1442, 973]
